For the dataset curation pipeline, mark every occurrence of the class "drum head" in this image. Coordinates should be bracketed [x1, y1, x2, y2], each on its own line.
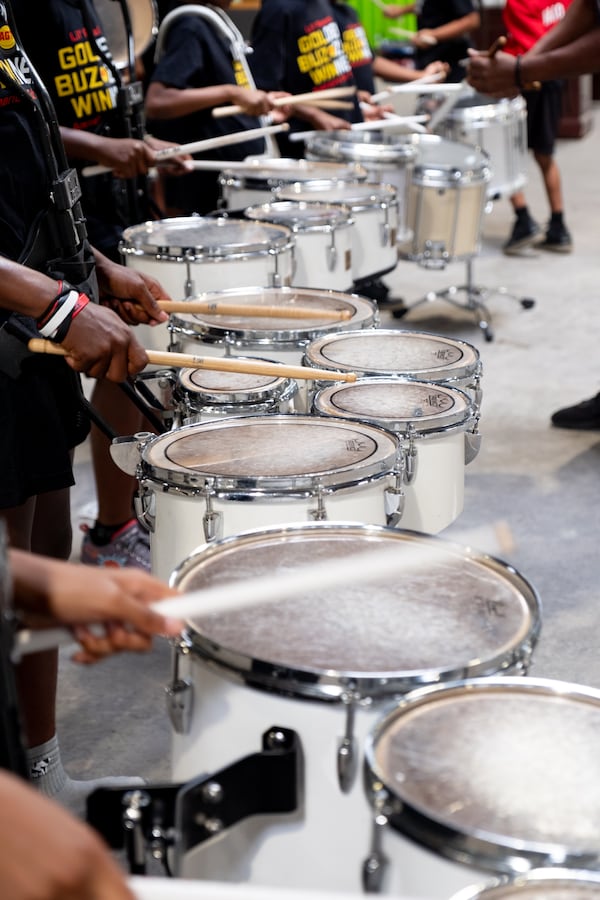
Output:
[313, 379, 474, 435]
[245, 200, 352, 231]
[449, 92, 527, 123]
[407, 134, 491, 185]
[95, 0, 157, 69]
[169, 286, 377, 344]
[219, 158, 368, 188]
[452, 869, 600, 900]
[120, 216, 292, 259]
[172, 524, 540, 700]
[177, 360, 294, 406]
[141, 415, 398, 493]
[306, 130, 418, 165]
[366, 677, 600, 873]
[279, 181, 397, 209]
[304, 329, 480, 382]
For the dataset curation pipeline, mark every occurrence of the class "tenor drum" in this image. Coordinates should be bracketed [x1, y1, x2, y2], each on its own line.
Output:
[364, 676, 600, 898]
[451, 869, 600, 900]
[399, 135, 491, 265]
[173, 359, 298, 426]
[135, 416, 401, 579]
[304, 329, 483, 415]
[436, 93, 528, 200]
[245, 200, 355, 291]
[168, 285, 378, 411]
[219, 158, 368, 210]
[277, 182, 399, 284]
[313, 378, 478, 533]
[305, 130, 417, 242]
[167, 523, 541, 893]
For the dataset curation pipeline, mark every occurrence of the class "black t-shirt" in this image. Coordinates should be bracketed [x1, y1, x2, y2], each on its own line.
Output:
[331, 2, 376, 95]
[417, 0, 478, 81]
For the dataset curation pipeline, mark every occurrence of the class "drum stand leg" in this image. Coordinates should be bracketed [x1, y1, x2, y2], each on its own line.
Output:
[391, 258, 535, 343]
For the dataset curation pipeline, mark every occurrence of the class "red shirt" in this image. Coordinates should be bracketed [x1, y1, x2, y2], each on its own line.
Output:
[502, 0, 574, 56]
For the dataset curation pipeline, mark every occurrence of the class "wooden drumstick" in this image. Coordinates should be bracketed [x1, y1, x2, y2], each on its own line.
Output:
[212, 86, 357, 119]
[27, 339, 358, 383]
[157, 301, 353, 321]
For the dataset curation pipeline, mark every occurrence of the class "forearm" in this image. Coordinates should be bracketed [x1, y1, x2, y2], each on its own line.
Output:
[0, 259, 59, 319]
[528, 0, 599, 55]
[145, 82, 245, 119]
[522, 28, 600, 79]
[430, 11, 480, 43]
[373, 55, 422, 82]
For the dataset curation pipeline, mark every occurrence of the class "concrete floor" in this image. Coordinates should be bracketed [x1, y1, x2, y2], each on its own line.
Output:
[59, 103, 600, 896]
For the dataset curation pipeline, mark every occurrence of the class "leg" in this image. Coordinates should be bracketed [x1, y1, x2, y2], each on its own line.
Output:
[534, 150, 573, 252]
[503, 188, 541, 256]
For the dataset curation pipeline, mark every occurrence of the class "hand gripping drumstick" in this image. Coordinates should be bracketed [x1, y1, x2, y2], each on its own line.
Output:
[13, 521, 515, 659]
[212, 86, 357, 119]
[27, 338, 358, 384]
[156, 301, 353, 321]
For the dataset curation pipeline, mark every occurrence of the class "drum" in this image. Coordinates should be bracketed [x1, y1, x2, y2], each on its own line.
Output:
[436, 93, 528, 201]
[277, 181, 399, 284]
[95, 0, 157, 69]
[305, 130, 417, 242]
[172, 359, 298, 425]
[134, 416, 402, 579]
[219, 158, 368, 210]
[168, 286, 378, 411]
[312, 378, 479, 533]
[399, 134, 491, 266]
[451, 869, 600, 900]
[167, 523, 541, 893]
[245, 200, 355, 292]
[303, 329, 483, 416]
[364, 676, 600, 898]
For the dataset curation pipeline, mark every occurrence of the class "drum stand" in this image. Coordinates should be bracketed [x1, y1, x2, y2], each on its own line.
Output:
[391, 255, 535, 342]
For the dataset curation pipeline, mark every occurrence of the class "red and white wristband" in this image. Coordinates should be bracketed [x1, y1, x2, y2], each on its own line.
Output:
[36, 280, 90, 343]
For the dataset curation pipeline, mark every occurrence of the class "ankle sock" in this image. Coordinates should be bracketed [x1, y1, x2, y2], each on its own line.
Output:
[515, 206, 532, 222]
[26, 735, 144, 817]
[549, 211, 564, 227]
[88, 518, 135, 546]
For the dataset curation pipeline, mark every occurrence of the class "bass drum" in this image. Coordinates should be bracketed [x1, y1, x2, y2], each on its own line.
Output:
[94, 0, 158, 69]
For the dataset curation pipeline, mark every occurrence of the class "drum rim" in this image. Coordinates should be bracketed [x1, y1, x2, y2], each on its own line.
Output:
[312, 377, 476, 435]
[303, 328, 481, 382]
[168, 286, 378, 343]
[451, 867, 600, 900]
[175, 357, 298, 406]
[119, 216, 294, 257]
[245, 199, 355, 230]
[140, 414, 400, 493]
[306, 129, 419, 163]
[218, 159, 369, 186]
[278, 180, 399, 208]
[170, 525, 541, 702]
[364, 675, 600, 874]
[447, 92, 528, 123]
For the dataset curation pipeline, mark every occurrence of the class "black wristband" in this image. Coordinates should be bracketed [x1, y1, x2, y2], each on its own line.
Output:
[514, 55, 524, 91]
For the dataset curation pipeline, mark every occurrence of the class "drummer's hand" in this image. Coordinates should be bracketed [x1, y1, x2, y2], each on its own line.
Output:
[360, 92, 393, 120]
[94, 135, 156, 178]
[0, 771, 136, 899]
[234, 87, 274, 117]
[412, 29, 438, 49]
[144, 134, 193, 175]
[267, 90, 292, 123]
[93, 250, 170, 327]
[59, 302, 148, 381]
[422, 61, 449, 78]
[466, 48, 520, 97]
[297, 105, 353, 131]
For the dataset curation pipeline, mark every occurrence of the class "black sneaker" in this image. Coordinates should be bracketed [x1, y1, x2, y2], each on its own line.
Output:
[551, 392, 600, 430]
[503, 216, 541, 255]
[539, 221, 573, 253]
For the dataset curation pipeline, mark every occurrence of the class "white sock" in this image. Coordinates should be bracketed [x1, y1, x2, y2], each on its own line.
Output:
[26, 735, 144, 817]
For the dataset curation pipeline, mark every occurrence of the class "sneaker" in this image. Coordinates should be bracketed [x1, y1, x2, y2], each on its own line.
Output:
[503, 215, 541, 255]
[551, 392, 600, 430]
[80, 520, 151, 570]
[539, 221, 573, 253]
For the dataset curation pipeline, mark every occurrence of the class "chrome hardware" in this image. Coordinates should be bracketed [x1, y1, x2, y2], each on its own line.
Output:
[337, 692, 358, 793]
[110, 430, 153, 477]
[403, 426, 418, 485]
[465, 426, 482, 465]
[380, 203, 391, 248]
[308, 486, 328, 521]
[419, 239, 448, 270]
[363, 809, 390, 894]
[184, 258, 195, 299]
[384, 467, 405, 528]
[203, 488, 223, 542]
[166, 638, 193, 735]
[122, 790, 151, 873]
[134, 482, 156, 534]
[327, 233, 338, 271]
[201, 781, 224, 804]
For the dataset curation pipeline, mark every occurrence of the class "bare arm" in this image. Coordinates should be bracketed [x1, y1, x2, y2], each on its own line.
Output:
[145, 81, 274, 119]
[415, 10, 480, 47]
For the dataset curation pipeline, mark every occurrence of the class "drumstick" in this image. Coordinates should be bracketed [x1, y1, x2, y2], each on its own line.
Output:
[157, 300, 353, 320]
[27, 338, 358, 383]
[14, 520, 515, 658]
[212, 86, 357, 119]
[82, 123, 290, 177]
[288, 114, 429, 143]
[391, 26, 437, 45]
[301, 99, 355, 111]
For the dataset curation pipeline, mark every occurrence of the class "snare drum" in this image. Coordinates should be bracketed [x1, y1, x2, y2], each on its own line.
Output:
[173, 360, 298, 426]
[313, 378, 478, 533]
[168, 286, 378, 411]
[451, 869, 600, 900]
[436, 93, 528, 201]
[167, 523, 540, 893]
[365, 676, 600, 898]
[134, 416, 402, 579]
[219, 158, 368, 210]
[305, 130, 417, 242]
[399, 134, 491, 265]
[304, 329, 483, 415]
[245, 201, 355, 291]
[277, 182, 399, 284]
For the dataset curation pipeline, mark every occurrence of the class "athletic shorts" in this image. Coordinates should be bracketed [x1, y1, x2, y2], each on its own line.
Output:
[524, 80, 563, 156]
[0, 355, 90, 508]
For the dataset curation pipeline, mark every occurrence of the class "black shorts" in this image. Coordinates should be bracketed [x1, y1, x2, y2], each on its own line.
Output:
[0, 355, 90, 508]
[524, 80, 563, 156]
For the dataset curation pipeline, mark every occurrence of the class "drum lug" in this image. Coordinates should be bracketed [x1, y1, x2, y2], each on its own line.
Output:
[384, 469, 405, 528]
[203, 489, 223, 543]
[420, 240, 448, 270]
[380, 205, 391, 248]
[362, 807, 390, 893]
[184, 256, 195, 298]
[337, 692, 358, 793]
[308, 486, 328, 521]
[464, 425, 482, 465]
[403, 428, 418, 485]
[327, 237, 338, 272]
[134, 482, 156, 534]
[166, 637, 194, 735]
